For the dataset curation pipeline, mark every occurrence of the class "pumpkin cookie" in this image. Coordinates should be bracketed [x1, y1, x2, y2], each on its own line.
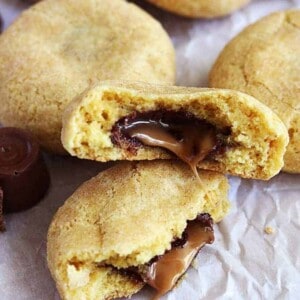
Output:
[61, 81, 288, 180]
[145, 0, 251, 18]
[0, 0, 175, 154]
[47, 160, 230, 300]
[210, 10, 300, 173]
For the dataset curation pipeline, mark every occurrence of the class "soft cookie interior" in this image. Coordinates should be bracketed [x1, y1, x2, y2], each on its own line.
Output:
[47, 160, 230, 300]
[62, 81, 289, 180]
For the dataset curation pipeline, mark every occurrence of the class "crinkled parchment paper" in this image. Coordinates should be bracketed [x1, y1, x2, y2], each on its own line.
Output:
[0, 0, 299, 299]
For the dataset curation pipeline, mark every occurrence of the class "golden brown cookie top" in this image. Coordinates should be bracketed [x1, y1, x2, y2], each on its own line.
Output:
[210, 10, 300, 173]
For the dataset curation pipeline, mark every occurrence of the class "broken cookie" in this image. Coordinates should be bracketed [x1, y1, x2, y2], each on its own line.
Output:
[47, 160, 230, 300]
[62, 81, 288, 180]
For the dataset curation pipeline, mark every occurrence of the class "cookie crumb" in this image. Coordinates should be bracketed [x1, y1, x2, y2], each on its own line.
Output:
[191, 259, 198, 269]
[264, 226, 274, 234]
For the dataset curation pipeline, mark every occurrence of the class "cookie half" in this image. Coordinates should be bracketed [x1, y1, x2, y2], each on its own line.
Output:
[145, 0, 251, 18]
[47, 160, 230, 300]
[0, 0, 175, 154]
[210, 10, 300, 173]
[62, 81, 288, 180]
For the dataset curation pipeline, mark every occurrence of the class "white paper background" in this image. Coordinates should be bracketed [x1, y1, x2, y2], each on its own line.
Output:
[0, 0, 299, 299]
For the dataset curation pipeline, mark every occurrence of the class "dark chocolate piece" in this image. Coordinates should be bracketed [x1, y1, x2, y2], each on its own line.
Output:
[0, 187, 5, 232]
[0, 127, 50, 213]
[111, 110, 230, 176]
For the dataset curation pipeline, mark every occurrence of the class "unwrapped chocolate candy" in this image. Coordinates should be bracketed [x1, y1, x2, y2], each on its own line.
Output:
[0, 127, 50, 214]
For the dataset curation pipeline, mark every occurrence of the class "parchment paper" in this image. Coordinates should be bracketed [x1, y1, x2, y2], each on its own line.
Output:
[0, 0, 300, 299]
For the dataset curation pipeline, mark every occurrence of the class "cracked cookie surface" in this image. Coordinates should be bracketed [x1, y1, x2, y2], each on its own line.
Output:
[0, 0, 175, 154]
[210, 10, 300, 173]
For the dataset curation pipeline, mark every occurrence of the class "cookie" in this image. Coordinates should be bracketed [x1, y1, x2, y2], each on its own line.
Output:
[61, 81, 288, 180]
[210, 10, 300, 173]
[145, 0, 251, 18]
[47, 160, 230, 300]
[0, 0, 175, 154]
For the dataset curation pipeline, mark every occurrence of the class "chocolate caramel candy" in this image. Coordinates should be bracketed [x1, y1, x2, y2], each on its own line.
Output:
[112, 110, 229, 176]
[0, 127, 50, 213]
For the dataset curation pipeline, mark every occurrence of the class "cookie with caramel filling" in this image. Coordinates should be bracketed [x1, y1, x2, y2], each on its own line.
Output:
[0, 0, 175, 154]
[47, 160, 230, 300]
[61, 81, 288, 180]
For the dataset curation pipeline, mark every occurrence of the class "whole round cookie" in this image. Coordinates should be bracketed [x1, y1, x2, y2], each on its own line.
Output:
[47, 160, 230, 300]
[0, 0, 175, 154]
[210, 10, 300, 173]
[145, 0, 251, 18]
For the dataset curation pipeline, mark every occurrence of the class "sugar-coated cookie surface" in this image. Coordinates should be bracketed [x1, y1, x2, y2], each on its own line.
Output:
[146, 0, 250, 18]
[62, 81, 288, 180]
[0, 0, 175, 154]
[47, 160, 230, 300]
[210, 10, 300, 173]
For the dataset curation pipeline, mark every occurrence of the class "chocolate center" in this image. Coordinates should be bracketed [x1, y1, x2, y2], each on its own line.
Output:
[111, 110, 229, 176]
[144, 214, 214, 299]
[114, 214, 214, 299]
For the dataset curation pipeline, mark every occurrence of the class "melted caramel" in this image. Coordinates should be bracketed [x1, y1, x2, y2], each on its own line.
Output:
[103, 214, 214, 299]
[112, 111, 223, 177]
[141, 217, 214, 299]
[127, 121, 215, 177]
